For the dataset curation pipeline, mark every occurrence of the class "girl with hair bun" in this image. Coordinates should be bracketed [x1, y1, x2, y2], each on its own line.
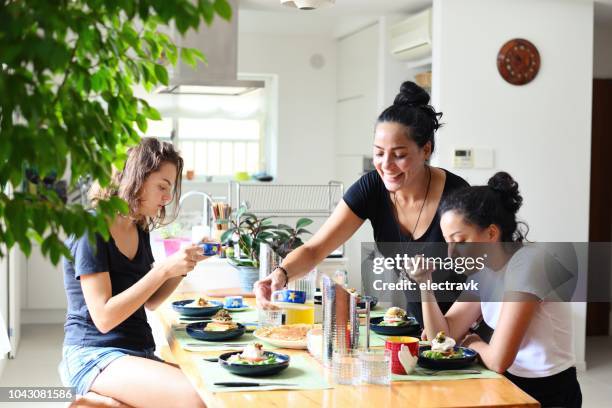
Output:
[255, 81, 468, 325]
[414, 172, 582, 407]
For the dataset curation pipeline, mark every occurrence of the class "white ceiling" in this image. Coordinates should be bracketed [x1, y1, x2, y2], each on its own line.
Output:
[239, 0, 431, 16]
[237, 0, 432, 37]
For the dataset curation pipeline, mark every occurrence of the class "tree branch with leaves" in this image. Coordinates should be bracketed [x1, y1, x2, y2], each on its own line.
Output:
[0, 0, 231, 263]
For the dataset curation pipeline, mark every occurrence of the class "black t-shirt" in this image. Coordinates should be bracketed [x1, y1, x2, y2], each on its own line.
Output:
[63, 226, 155, 350]
[343, 168, 469, 325]
[343, 168, 468, 243]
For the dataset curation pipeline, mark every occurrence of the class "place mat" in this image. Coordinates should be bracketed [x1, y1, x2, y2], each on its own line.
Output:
[197, 355, 333, 393]
[172, 327, 277, 351]
[392, 364, 501, 381]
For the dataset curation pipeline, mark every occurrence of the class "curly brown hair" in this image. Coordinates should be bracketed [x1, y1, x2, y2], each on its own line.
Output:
[89, 137, 184, 231]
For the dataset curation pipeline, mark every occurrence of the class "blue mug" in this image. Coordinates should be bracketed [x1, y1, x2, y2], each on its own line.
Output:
[272, 289, 306, 304]
[200, 242, 221, 256]
[224, 296, 244, 309]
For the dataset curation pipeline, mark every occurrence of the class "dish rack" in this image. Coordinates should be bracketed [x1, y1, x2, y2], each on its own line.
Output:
[228, 180, 345, 255]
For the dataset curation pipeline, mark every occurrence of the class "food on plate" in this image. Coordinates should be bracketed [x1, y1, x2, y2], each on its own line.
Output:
[378, 307, 411, 326]
[422, 331, 465, 359]
[204, 309, 238, 332]
[227, 343, 280, 365]
[255, 324, 311, 342]
[185, 297, 210, 308]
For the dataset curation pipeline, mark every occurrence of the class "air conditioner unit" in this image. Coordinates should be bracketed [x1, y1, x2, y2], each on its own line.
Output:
[389, 8, 432, 61]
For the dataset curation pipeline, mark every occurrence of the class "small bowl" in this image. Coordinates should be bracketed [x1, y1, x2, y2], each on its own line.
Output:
[417, 345, 478, 370]
[369, 316, 421, 336]
[218, 351, 290, 377]
[172, 299, 223, 317]
[185, 322, 245, 342]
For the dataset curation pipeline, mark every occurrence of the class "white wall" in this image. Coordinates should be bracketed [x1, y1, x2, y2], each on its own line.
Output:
[238, 33, 337, 184]
[594, 23, 612, 78]
[432, 0, 593, 369]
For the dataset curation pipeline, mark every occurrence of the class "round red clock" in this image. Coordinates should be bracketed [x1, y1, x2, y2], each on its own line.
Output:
[497, 38, 540, 85]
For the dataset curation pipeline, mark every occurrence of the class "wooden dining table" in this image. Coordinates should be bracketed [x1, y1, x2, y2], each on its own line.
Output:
[155, 293, 540, 408]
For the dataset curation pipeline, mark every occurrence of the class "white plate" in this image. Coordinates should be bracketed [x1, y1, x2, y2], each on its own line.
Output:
[223, 306, 252, 312]
[253, 329, 308, 349]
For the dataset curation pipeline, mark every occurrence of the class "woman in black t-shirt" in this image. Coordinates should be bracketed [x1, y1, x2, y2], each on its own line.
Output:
[255, 81, 468, 325]
[59, 138, 207, 407]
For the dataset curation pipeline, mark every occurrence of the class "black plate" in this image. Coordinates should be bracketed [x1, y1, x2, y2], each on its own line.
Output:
[185, 322, 245, 341]
[172, 299, 223, 317]
[417, 345, 478, 370]
[218, 351, 290, 377]
[369, 316, 421, 336]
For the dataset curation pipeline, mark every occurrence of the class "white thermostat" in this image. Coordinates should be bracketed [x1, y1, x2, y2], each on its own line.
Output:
[453, 149, 474, 168]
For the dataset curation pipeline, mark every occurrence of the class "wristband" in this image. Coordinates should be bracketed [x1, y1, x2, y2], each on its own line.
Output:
[275, 266, 289, 287]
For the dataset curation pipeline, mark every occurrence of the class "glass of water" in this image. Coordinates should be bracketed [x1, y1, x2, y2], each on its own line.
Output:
[257, 309, 283, 328]
[332, 350, 360, 385]
[359, 349, 391, 385]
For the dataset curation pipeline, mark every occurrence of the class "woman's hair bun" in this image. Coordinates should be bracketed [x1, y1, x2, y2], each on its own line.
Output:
[393, 81, 430, 107]
[487, 171, 523, 214]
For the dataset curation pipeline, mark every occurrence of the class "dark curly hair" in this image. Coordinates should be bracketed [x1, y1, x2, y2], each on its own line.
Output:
[377, 81, 442, 153]
[439, 172, 529, 242]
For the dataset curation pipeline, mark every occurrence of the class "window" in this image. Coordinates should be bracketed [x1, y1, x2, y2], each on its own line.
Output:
[177, 118, 261, 177]
[140, 78, 272, 179]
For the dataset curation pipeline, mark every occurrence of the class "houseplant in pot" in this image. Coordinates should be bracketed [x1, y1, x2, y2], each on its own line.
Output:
[220, 207, 313, 292]
[220, 207, 277, 292]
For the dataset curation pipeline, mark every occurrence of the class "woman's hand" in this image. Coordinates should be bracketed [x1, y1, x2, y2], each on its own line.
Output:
[461, 333, 484, 348]
[405, 255, 435, 285]
[159, 244, 207, 279]
[254, 268, 287, 309]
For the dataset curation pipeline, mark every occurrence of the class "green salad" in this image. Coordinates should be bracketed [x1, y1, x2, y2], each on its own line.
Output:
[230, 355, 281, 365]
[422, 349, 465, 360]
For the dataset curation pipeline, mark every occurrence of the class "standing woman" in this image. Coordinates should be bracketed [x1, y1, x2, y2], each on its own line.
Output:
[416, 172, 581, 407]
[59, 138, 207, 408]
[255, 81, 468, 324]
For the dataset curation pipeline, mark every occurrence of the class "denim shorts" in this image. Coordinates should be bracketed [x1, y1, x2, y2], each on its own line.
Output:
[58, 345, 164, 396]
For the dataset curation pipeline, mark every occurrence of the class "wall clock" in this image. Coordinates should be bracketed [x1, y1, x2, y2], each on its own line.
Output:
[497, 38, 540, 85]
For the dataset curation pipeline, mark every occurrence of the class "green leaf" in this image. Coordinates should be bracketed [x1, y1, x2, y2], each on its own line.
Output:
[213, 0, 232, 20]
[296, 218, 313, 229]
[220, 228, 235, 243]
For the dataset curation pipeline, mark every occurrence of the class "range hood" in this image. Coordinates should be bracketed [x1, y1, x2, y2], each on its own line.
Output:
[156, 0, 264, 96]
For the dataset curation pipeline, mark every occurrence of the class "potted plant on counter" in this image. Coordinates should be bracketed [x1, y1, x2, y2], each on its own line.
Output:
[220, 207, 313, 292]
[220, 207, 276, 292]
[268, 218, 313, 258]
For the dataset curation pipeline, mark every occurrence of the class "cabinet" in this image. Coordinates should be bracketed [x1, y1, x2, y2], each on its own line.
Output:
[336, 23, 379, 156]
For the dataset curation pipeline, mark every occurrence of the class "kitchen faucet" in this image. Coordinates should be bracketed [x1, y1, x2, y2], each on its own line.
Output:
[178, 191, 215, 236]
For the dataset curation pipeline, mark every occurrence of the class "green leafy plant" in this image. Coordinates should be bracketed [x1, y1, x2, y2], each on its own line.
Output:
[0, 0, 231, 263]
[220, 206, 276, 268]
[220, 207, 313, 267]
[269, 218, 313, 258]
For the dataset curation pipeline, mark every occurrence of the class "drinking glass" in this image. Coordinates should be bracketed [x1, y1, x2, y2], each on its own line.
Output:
[332, 350, 360, 385]
[257, 309, 283, 328]
[285, 269, 316, 324]
[359, 349, 391, 385]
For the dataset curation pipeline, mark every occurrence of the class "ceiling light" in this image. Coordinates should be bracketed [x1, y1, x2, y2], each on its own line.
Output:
[281, 0, 335, 11]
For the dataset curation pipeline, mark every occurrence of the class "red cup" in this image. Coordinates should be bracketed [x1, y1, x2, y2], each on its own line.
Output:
[385, 336, 419, 375]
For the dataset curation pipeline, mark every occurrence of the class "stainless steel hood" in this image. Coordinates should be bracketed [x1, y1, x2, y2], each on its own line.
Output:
[156, 0, 264, 96]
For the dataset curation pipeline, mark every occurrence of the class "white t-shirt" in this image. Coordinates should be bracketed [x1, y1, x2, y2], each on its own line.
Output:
[470, 245, 575, 378]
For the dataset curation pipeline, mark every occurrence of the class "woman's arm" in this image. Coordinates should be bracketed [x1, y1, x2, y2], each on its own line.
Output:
[421, 288, 482, 341]
[81, 247, 203, 333]
[144, 276, 183, 311]
[254, 200, 364, 307]
[462, 295, 539, 373]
